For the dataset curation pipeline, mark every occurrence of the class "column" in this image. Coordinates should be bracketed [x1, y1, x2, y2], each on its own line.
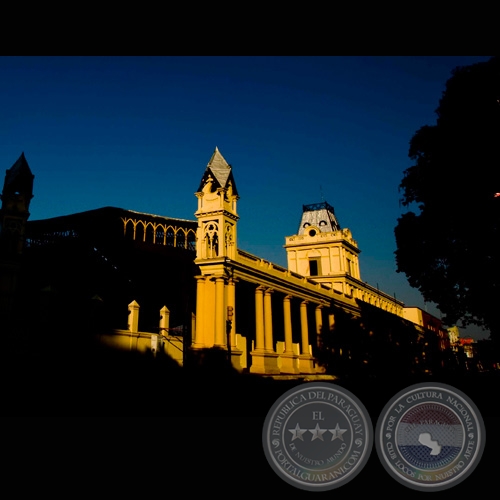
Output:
[214, 277, 226, 347]
[191, 312, 196, 343]
[193, 276, 206, 348]
[250, 285, 279, 374]
[226, 277, 243, 370]
[254, 286, 265, 350]
[281, 295, 299, 374]
[299, 300, 315, 373]
[264, 288, 274, 352]
[205, 278, 216, 346]
[300, 301, 309, 355]
[315, 305, 323, 348]
[283, 295, 293, 354]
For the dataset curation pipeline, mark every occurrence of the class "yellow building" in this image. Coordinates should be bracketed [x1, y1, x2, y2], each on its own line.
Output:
[1, 149, 449, 377]
[190, 148, 411, 375]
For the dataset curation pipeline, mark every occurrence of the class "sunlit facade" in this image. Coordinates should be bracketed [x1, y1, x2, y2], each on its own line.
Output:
[0, 150, 450, 376]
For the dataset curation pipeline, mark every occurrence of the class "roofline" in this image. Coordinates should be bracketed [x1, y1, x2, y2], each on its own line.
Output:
[28, 206, 197, 225]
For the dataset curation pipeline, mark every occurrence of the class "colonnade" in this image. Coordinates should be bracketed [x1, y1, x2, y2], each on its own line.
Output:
[192, 274, 330, 375]
[250, 286, 320, 374]
[193, 276, 238, 350]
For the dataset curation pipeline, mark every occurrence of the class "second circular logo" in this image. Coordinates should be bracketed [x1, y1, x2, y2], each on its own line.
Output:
[375, 382, 485, 491]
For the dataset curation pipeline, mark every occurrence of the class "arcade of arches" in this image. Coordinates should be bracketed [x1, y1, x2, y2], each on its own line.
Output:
[121, 216, 196, 250]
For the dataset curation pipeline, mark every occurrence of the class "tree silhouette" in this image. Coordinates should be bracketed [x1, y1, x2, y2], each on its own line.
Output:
[395, 56, 500, 341]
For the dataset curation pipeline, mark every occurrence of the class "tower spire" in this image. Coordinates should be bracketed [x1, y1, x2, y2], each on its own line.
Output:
[197, 147, 238, 196]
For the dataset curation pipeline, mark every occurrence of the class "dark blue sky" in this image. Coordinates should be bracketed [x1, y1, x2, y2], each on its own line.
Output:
[0, 56, 492, 338]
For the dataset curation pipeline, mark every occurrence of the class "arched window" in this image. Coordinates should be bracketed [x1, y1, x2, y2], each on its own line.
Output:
[124, 220, 134, 240]
[204, 222, 219, 257]
[156, 225, 165, 245]
[187, 230, 196, 251]
[176, 229, 186, 249]
[135, 221, 145, 242]
[166, 227, 175, 246]
[145, 223, 154, 244]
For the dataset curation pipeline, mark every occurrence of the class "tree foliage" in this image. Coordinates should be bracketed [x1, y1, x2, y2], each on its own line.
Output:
[395, 57, 500, 339]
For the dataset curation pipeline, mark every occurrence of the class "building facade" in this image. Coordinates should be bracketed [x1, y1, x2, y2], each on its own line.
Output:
[0, 149, 449, 377]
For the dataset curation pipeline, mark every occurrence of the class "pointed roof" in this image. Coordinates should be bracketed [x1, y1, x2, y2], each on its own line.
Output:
[197, 147, 238, 196]
[3, 152, 34, 195]
[207, 146, 231, 187]
[298, 202, 341, 235]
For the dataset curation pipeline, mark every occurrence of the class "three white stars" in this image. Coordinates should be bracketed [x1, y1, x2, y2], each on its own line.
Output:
[288, 423, 347, 442]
